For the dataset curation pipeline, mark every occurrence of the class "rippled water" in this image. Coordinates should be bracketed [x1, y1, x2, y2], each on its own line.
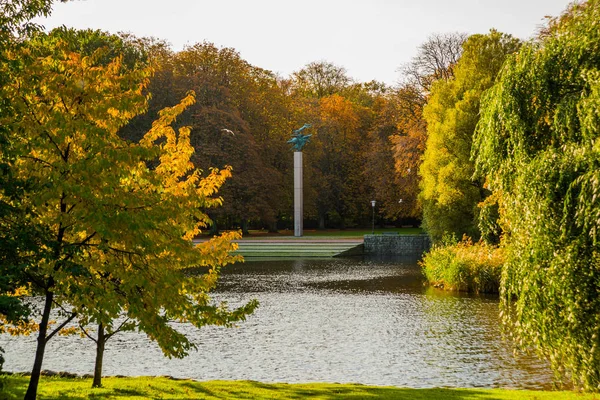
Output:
[0, 256, 553, 388]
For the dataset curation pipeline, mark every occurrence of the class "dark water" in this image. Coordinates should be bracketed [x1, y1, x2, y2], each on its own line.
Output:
[0, 256, 553, 388]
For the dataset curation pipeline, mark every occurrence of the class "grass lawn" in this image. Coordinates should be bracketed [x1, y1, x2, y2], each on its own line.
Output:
[243, 227, 425, 238]
[2, 375, 599, 400]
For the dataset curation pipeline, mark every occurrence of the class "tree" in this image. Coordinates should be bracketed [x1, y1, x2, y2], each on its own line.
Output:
[388, 84, 427, 219]
[0, 0, 59, 374]
[400, 32, 468, 98]
[389, 33, 468, 224]
[362, 88, 408, 221]
[1, 29, 256, 398]
[121, 42, 293, 234]
[309, 94, 370, 228]
[473, 0, 600, 390]
[419, 30, 520, 243]
[291, 61, 352, 99]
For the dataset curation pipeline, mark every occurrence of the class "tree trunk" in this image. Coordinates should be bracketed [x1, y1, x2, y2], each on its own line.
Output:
[241, 219, 249, 236]
[92, 323, 106, 388]
[318, 213, 326, 230]
[24, 290, 53, 400]
[209, 219, 219, 236]
[268, 220, 278, 233]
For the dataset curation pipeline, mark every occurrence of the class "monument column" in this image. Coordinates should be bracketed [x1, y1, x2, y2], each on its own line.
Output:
[294, 151, 303, 237]
[287, 123, 312, 238]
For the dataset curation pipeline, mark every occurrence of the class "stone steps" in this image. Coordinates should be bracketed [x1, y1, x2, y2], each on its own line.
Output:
[232, 240, 363, 258]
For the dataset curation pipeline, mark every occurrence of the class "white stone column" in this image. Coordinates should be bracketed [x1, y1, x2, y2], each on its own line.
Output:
[294, 151, 303, 237]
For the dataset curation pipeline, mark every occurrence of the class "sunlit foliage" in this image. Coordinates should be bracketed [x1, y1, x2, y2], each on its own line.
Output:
[421, 236, 504, 294]
[1, 27, 257, 398]
[473, 0, 600, 390]
[420, 30, 520, 243]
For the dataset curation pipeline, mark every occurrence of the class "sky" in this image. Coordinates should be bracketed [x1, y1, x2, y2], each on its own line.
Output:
[36, 0, 574, 86]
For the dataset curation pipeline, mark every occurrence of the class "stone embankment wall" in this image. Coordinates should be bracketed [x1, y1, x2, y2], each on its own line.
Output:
[363, 234, 431, 256]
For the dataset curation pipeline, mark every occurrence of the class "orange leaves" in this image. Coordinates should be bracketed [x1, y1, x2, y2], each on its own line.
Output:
[319, 94, 360, 131]
[0, 317, 39, 336]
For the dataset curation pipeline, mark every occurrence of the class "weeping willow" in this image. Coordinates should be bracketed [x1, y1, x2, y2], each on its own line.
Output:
[473, 0, 600, 390]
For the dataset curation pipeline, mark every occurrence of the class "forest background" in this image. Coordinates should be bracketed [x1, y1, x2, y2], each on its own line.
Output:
[110, 31, 460, 234]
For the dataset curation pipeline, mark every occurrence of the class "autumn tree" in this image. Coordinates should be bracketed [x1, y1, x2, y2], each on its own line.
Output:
[307, 94, 372, 228]
[389, 32, 468, 222]
[361, 85, 409, 221]
[419, 30, 520, 243]
[0, 0, 58, 373]
[400, 32, 468, 97]
[387, 84, 427, 218]
[1, 28, 256, 398]
[121, 42, 292, 233]
[291, 61, 352, 99]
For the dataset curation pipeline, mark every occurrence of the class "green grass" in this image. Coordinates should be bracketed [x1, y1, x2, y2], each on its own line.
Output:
[2, 375, 599, 400]
[243, 227, 425, 238]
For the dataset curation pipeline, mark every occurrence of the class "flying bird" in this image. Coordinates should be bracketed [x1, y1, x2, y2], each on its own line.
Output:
[221, 128, 235, 135]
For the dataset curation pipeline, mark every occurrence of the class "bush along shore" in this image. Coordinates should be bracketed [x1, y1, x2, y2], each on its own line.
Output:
[420, 237, 504, 294]
[1, 375, 600, 400]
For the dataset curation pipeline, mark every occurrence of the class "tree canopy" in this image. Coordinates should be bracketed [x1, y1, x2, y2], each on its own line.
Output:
[420, 30, 520, 243]
[473, 0, 600, 390]
[1, 26, 257, 398]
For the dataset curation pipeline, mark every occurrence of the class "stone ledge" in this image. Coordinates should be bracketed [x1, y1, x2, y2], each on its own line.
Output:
[363, 234, 431, 256]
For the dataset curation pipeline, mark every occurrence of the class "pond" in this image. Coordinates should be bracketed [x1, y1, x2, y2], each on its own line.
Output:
[0, 256, 553, 388]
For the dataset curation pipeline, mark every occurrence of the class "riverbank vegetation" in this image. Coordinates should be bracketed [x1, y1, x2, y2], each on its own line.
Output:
[421, 237, 503, 293]
[418, 0, 600, 391]
[473, 0, 600, 391]
[2, 375, 599, 400]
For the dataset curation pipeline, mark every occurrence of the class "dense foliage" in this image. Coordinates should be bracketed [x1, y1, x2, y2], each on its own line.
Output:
[3, 0, 600, 395]
[421, 237, 504, 294]
[420, 30, 520, 243]
[0, 0, 58, 379]
[1, 25, 257, 398]
[473, 0, 600, 390]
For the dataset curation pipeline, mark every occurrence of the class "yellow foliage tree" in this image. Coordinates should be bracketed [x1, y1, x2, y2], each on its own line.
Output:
[1, 29, 257, 399]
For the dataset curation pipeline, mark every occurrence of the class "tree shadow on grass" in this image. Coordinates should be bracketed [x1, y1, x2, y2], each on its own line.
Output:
[180, 380, 509, 400]
[1, 375, 591, 400]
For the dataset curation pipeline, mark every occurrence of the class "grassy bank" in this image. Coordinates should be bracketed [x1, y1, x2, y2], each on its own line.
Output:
[1, 375, 599, 400]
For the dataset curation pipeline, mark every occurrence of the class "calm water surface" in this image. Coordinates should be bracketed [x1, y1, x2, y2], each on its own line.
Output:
[0, 256, 553, 388]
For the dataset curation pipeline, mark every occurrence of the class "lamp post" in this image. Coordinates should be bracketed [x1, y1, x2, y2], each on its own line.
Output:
[371, 200, 376, 234]
[398, 199, 403, 230]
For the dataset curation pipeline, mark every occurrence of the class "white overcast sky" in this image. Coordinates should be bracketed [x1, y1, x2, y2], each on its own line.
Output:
[36, 0, 573, 86]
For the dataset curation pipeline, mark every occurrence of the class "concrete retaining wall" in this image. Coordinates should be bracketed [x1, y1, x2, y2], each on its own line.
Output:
[363, 234, 431, 256]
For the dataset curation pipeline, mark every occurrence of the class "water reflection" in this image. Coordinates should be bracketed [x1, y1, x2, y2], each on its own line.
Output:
[0, 256, 552, 388]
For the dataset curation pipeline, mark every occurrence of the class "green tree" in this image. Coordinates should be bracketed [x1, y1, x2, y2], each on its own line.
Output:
[1, 29, 256, 398]
[473, 0, 600, 390]
[420, 30, 520, 243]
[389, 33, 468, 223]
[0, 0, 60, 373]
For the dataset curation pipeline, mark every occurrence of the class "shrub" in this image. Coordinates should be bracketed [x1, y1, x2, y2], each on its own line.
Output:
[421, 236, 504, 294]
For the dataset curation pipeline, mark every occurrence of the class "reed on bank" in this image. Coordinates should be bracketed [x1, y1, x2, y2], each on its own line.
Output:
[421, 237, 504, 294]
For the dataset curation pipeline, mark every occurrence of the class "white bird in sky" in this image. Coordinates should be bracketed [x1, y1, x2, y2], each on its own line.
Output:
[221, 128, 235, 135]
